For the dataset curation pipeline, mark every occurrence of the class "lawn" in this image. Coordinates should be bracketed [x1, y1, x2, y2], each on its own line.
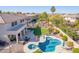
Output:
[41, 28, 49, 35]
[72, 48, 79, 53]
[33, 26, 49, 36]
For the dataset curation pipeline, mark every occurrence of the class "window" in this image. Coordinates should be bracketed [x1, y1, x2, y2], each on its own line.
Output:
[23, 19, 24, 22]
[11, 21, 17, 27]
[20, 19, 24, 23]
[20, 20, 22, 23]
[15, 21, 17, 25]
[11, 22, 14, 26]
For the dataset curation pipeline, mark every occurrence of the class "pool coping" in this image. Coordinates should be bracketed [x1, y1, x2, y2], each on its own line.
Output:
[24, 35, 63, 53]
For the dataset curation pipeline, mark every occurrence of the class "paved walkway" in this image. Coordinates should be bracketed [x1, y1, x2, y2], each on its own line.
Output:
[24, 42, 39, 53]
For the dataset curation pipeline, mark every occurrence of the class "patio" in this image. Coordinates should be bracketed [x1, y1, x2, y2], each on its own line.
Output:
[7, 24, 27, 43]
[0, 42, 24, 53]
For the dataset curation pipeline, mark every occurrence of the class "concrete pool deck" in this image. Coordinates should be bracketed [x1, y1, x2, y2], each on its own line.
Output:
[24, 42, 39, 53]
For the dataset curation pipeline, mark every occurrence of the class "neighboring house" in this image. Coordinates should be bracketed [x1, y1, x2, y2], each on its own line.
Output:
[76, 31, 79, 35]
[0, 13, 37, 43]
[62, 13, 79, 22]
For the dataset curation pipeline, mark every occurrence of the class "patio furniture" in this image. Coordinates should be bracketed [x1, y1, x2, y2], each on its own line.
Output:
[24, 37, 30, 42]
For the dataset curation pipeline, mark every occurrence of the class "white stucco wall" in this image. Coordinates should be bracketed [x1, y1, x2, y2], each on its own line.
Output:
[0, 35, 10, 42]
[0, 16, 5, 23]
[0, 18, 31, 41]
[0, 23, 11, 35]
[64, 17, 76, 22]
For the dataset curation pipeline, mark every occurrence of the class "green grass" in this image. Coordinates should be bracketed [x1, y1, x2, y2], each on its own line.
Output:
[72, 48, 79, 53]
[41, 28, 49, 35]
[33, 27, 49, 36]
[33, 49, 42, 53]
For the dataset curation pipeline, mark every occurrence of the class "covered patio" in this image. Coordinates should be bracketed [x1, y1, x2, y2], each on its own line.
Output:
[7, 24, 27, 43]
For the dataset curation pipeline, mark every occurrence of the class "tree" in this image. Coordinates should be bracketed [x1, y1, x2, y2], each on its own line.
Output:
[7, 12, 11, 14]
[38, 12, 48, 21]
[34, 25, 41, 42]
[0, 10, 2, 13]
[51, 14, 64, 26]
[50, 6, 56, 14]
[62, 35, 68, 46]
[32, 12, 35, 14]
[48, 26, 53, 34]
[74, 20, 79, 30]
[38, 12, 51, 26]
[75, 20, 79, 25]
[34, 25, 41, 36]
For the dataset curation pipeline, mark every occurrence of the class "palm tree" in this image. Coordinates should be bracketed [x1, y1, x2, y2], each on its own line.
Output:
[62, 35, 68, 46]
[50, 6, 56, 14]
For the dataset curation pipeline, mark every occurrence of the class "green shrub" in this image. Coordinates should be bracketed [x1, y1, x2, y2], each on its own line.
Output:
[62, 35, 68, 41]
[41, 28, 49, 35]
[60, 33, 63, 37]
[66, 41, 74, 47]
[72, 48, 79, 53]
[54, 29, 60, 34]
[34, 26, 42, 36]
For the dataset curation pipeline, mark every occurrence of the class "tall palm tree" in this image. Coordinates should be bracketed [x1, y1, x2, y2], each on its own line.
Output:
[62, 35, 68, 46]
[50, 6, 56, 14]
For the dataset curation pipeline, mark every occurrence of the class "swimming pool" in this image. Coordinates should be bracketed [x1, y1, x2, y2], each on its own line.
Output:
[38, 36, 61, 52]
[28, 44, 37, 49]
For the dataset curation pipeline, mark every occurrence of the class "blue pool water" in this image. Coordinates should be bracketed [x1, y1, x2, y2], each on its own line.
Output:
[38, 36, 61, 52]
[28, 44, 37, 49]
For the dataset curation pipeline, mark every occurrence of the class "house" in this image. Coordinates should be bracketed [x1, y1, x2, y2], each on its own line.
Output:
[0, 13, 37, 43]
[62, 13, 79, 22]
[76, 31, 79, 35]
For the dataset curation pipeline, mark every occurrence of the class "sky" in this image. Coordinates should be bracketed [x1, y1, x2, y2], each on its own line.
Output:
[0, 6, 79, 13]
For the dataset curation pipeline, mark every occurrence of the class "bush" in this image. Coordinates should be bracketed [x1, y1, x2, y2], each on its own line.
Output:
[60, 33, 64, 37]
[41, 28, 49, 35]
[54, 29, 60, 34]
[72, 48, 79, 53]
[62, 35, 68, 41]
[66, 41, 74, 47]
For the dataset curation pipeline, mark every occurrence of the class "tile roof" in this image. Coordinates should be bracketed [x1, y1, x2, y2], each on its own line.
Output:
[0, 13, 32, 23]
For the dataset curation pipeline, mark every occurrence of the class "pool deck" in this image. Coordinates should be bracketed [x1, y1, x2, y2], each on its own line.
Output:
[0, 43, 24, 53]
[24, 42, 39, 53]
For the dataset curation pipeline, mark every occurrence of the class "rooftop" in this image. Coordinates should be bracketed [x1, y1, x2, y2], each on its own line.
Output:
[8, 24, 25, 31]
[0, 13, 37, 24]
